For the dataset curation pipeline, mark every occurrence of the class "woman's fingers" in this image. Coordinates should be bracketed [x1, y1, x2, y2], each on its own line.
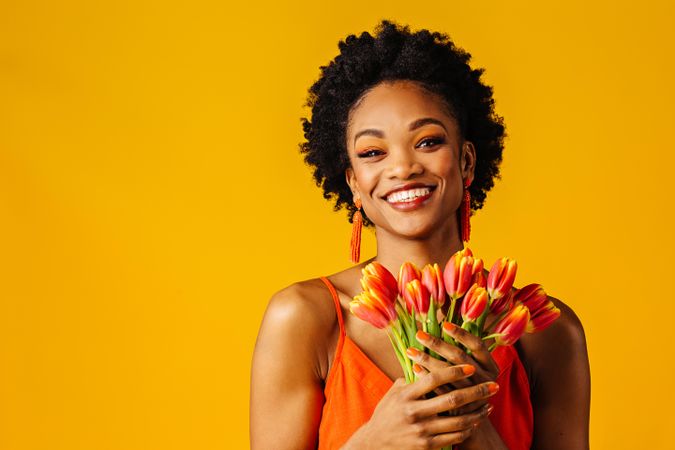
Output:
[442, 323, 499, 375]
[407, 364, 476, 398]
[416, 330, 475, 366]
[421, 403, 493, 435]
[415, 381, 499, 417]
[409, 351, 472, 390]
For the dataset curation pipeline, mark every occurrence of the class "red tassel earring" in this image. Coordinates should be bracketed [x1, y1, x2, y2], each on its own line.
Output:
[350, 197, 363, 264]
[460, 179, 472, 243]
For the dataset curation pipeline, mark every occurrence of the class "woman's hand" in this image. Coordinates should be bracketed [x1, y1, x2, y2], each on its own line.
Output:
[407, 323, 509, 449]
[343, 364, 499, 450]
[409, 324, 500, 414]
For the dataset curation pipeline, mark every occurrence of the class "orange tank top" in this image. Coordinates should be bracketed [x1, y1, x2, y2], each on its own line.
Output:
[317, 276, 534, 450]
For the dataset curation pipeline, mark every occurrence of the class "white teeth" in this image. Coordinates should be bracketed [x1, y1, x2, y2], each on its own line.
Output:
[386, 187, 432, 203]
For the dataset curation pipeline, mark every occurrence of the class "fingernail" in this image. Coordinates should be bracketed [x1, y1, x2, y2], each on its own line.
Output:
[416, 330, 430, 341]
[488, 382, 499, 394]
[442, 322, 456, 333]
[487, 405, 494, 416]
[412, 363, 423, 373]
[406, 347, 421, 358]
[462, 365, 476, 375]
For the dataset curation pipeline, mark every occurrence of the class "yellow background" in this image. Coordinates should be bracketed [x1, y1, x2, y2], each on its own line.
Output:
[1, 0, 674, 448]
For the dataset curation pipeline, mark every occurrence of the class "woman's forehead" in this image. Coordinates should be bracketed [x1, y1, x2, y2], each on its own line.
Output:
[347, 81, 458, 135]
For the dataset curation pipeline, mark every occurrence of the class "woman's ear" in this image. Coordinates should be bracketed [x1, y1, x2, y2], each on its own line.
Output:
[461, 141, 477, 184]
[345, 167, 359, 199]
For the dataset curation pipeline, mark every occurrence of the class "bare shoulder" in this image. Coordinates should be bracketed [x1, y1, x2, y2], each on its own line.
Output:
[519, 296, 587, 358]
[518, 294, 590, 391]
[254, 277, 339, 379]
[263, 278, 338, 334]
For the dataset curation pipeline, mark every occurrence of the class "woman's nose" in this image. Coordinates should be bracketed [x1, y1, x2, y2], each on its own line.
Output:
[386, 148, 424, 179]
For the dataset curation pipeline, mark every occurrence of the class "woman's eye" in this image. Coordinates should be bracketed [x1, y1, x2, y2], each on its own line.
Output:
[358, 149, 383, 158]
[417, 137, 445, 148]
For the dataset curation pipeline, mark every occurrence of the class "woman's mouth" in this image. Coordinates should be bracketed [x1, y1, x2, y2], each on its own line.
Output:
[384, 186, 436, 211]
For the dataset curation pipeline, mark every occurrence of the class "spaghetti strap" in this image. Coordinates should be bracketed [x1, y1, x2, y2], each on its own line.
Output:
[319, 276, 346, 338]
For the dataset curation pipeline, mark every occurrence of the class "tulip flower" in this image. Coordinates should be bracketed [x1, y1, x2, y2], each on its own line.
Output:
[513, 283, 547, 312]
[421, 263, 446, 306]
[460, 284, 488, 322]
[350, 289, 397, 329]
[443, 248, 476, 300]
[403, 279, 431, 317]
[398, 262, 422, 299]
[490, 288, 514, 316]
[487, 257, 518, 301]
[472, 264, 487, 288]
[491, 303, 530, 348]
[361, 262, 398, 302]
[512, 283, 560, 333]
[526, 301, 561, 333]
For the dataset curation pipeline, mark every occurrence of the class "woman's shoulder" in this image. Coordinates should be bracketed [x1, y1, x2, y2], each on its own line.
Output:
[516, 293, 589, 387]
[264, 277, 339, 337]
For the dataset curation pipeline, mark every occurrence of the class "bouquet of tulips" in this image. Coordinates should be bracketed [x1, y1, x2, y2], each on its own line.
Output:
[349, 247, 561, 385]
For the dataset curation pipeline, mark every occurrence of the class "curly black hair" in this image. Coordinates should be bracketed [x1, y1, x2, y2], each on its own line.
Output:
[299, 19, 506, 228]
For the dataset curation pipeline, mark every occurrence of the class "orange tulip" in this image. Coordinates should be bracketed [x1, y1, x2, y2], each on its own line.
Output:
[460, 284, 488, 322]
[350, 290, 397, 329]
[421, 263, 446, 306]
[398, 262, 422, 299]
[443, 248, 476, 300]
[361, 262, 398, 302]
[472, 264, 487, 288]
[403, 279, 431, 316]
[492, 303, 530, 346]
[487, 257, 517, 301]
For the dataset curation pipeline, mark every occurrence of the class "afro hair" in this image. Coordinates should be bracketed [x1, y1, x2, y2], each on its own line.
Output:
[299, 19, 507, 227]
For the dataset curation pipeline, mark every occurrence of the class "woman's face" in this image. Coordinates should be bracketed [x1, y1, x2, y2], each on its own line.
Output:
[345, 80, 476, 239]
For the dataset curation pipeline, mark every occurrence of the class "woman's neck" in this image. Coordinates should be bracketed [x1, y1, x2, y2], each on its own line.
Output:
[370, 221, 464, 277]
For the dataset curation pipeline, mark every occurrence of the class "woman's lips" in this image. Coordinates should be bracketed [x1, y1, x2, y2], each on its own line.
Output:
[385, 188, 435, 211]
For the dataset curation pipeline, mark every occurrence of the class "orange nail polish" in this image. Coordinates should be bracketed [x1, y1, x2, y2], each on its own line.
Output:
[416, 330, 430, 341]
[488, 382, 499, 394]
[413, 363, 423, 373]
[406, 347, 421, 358]
[462, 365, 476, 375]
[442, 322, 456, 333]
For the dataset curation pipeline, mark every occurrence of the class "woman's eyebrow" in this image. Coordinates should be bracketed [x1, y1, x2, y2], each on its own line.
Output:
[409, 117, 447, 132]
[353, 118, 447, 146]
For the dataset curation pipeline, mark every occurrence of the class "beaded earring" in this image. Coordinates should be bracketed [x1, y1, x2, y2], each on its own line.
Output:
[460, 179, 472, 243]
[350, 197, 363, 264]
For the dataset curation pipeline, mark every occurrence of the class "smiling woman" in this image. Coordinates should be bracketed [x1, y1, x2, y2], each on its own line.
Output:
[250, 20, 590, 450]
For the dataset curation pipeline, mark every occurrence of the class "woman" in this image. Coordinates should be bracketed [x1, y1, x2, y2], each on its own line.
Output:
[250, 20, 590, 449]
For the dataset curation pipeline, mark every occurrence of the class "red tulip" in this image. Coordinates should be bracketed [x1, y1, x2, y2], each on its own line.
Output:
[490, 288, 514, 315]
[460, 284, 488, 322]
[492, 303, 530, 346]
[526, 301, 561, 333]
[421, 263, 446, 306]
[350, 289, 397, 329]
[398, 262, 422, 299]
[487, 257, 518, 301]
[403, 279, 431, 316]
[443, 248, 476, 300]
[361, 262, 398, 302]
[512, 283, 560, 332]
[513, 283, 547, 312]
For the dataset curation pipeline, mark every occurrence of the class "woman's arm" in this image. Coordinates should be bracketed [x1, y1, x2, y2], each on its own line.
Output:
[250, 283, 331, 449]
[520, 298, 591, 450]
